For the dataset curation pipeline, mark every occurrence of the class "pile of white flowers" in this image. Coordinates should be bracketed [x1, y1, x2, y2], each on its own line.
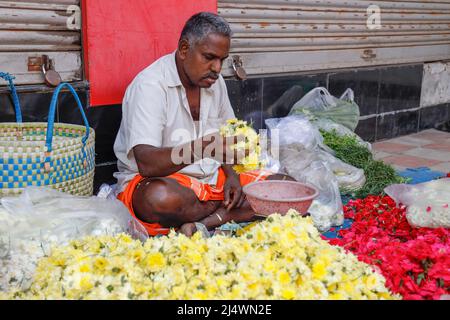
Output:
[0, 187, 144, 293]
[0, 207, 127, 292]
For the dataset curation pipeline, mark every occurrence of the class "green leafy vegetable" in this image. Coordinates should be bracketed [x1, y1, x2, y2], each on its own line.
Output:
[320, 129, 407, 198]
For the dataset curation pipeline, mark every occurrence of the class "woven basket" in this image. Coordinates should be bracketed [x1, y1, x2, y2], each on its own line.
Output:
[0, 74, 95, 198]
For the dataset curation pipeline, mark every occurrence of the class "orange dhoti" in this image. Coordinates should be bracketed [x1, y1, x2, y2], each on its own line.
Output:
[117, 168, 272, 236]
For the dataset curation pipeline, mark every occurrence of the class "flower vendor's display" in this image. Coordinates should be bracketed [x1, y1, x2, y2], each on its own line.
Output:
[2, 211, 398, 300]
[328, 196, 450, 300]
[220, 119, 264, 173]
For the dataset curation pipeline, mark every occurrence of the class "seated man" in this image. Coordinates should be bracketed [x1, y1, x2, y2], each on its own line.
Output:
[114, 12, 293, 237]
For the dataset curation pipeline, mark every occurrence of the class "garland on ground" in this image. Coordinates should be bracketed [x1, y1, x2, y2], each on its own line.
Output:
[2, 211, 397, 300]
[327, 196, 450, 300]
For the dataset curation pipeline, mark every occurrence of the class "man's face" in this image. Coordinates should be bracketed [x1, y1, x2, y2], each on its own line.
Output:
[180, 33, 230, 88]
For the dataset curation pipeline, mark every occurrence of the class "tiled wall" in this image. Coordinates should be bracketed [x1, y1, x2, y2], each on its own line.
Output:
[227, 64, 449, 143]
[1, 63, 449, 192]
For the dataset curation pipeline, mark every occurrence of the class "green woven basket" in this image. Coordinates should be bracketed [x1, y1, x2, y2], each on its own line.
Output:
[0, 75, 95, 198]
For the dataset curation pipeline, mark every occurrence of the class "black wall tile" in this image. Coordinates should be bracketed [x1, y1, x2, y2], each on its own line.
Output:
[0, 94, 16, 122]
[87, 105, 122, 164]
[93, 164, 118, 195]
[328, 69, 380, 116]
[355, 117, 377, 142]
[0, 91, 51, 122]
[225, 78, 263, 130]
[262, 73, 327, 122]
[56, 88, 89, 124]
[0, 87, 89, 123]
[376, 110, 419, 140]
[419, 104, 450, 131]
[378, 65, 423, 114]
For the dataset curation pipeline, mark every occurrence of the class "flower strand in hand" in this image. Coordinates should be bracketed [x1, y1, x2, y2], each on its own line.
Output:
[220, 119, 264, 173]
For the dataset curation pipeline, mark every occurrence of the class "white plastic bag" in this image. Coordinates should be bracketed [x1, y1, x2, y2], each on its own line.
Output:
[289, 87, 360, 131]
[0, 187, 148, 292]
[317, 151, 366, 192]
[97, 183, 118, 200]
[277, 144, 344, 232]
[384, 178, 450, 228]
[265, 115, 328, 151]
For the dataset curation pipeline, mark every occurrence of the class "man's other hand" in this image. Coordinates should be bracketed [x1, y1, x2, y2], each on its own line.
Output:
[223, 168, 245, 211]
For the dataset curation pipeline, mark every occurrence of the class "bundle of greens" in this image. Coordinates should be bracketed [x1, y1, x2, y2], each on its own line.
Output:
[320, 129, 407, 198]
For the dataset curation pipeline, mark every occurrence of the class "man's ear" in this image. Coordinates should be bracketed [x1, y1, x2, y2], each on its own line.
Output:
[178, 39, 190, 60]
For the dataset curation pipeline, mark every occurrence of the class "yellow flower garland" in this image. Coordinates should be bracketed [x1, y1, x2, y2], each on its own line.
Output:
[2, 211, 400, 300]
[219, 119, 264, 173]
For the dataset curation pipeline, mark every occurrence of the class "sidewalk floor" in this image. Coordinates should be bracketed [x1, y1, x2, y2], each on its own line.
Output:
[372, 129, 450, 174]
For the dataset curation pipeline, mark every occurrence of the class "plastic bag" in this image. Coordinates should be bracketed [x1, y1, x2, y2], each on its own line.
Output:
[98, 183, 121, 200]
[0, 187, 148, 292]
[317, 151, 366, 192]
[289, 87, 360, 131]
[384, 178, 450, 228]
[265, 115, 328, 151]
[277, 144, 344, 232]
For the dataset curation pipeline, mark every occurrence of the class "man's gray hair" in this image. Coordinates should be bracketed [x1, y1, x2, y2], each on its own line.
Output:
[180, 12, 232, 46]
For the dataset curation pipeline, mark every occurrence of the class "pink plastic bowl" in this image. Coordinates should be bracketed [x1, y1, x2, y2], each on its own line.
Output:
[243, 180, 319, 217]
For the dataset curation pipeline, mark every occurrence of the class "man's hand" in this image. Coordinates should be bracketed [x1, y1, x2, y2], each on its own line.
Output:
[196, 132, 248, 164]
[222, 165, 245, 211]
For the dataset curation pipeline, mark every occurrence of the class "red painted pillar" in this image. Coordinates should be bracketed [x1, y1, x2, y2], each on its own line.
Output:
[82, 0, 217, 106]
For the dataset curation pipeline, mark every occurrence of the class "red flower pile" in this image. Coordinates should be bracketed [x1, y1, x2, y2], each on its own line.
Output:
[327, 195, 449, 300]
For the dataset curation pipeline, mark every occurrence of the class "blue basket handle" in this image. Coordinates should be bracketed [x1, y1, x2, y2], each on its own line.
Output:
[0, 72, 22, 123]
[45, 83, 91, 170]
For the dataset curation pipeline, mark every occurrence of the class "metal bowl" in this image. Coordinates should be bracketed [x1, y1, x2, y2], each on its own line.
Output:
[243, 180, 319, 217]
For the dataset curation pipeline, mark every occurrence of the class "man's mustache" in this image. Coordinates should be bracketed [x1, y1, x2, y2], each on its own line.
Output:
[204, 73, 219, 80]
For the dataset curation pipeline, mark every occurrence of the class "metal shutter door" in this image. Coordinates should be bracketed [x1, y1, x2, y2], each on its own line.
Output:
[219, 0, 450, 77]
[0, 0, 82, 85]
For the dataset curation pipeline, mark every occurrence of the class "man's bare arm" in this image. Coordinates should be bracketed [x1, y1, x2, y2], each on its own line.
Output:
[133, 142, 195, 178]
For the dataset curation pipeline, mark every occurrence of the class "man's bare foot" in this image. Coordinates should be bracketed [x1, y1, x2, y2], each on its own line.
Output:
[178, 222, 197, 237]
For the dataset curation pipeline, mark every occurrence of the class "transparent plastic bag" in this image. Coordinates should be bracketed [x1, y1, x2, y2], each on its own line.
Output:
[97, 183, 118, 200]
[384, 178, 450, 228]
[265, 115, 328, 151]
[277, 143, 344, 232]
[289, 87, 360, 132]
[317, 151, 366, 192]
[0, 187, 148, 292]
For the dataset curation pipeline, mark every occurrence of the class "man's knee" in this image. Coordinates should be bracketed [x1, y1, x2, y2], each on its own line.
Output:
[132, 178, 188, 227]
[144, 179, 184, 212]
